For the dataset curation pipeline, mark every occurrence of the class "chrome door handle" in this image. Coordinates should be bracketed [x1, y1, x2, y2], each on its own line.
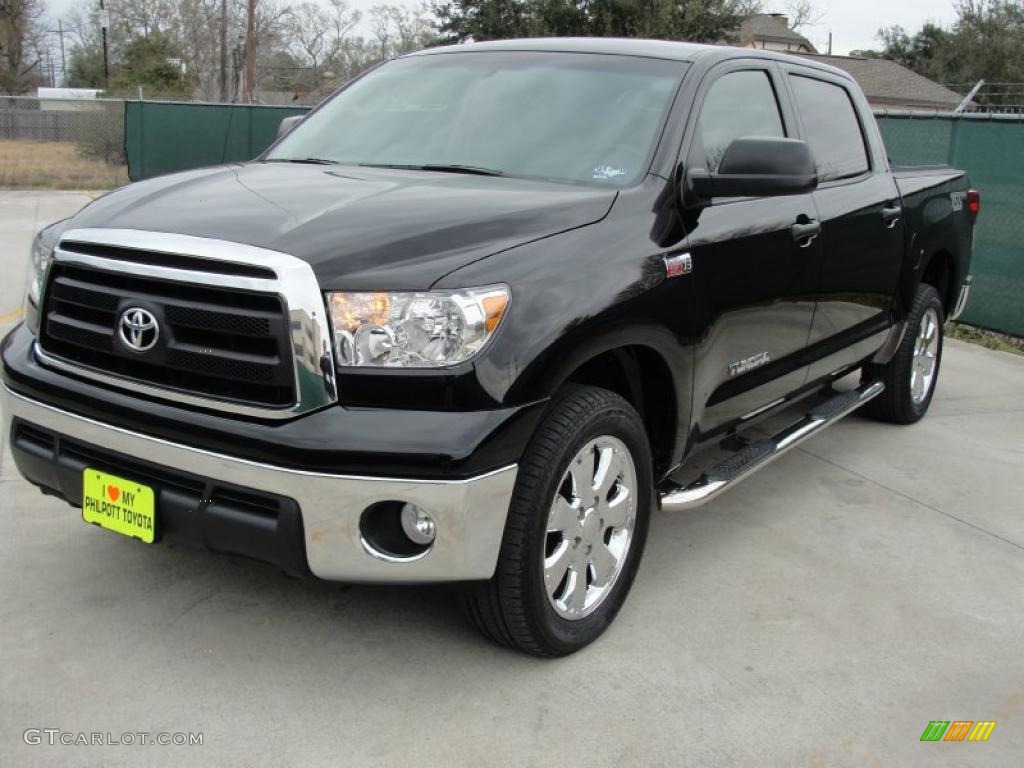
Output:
[791, 220, 821, 247]
[881, 205, 902, 228]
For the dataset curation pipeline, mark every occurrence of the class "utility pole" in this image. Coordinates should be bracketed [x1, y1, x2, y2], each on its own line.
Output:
[57, 20, 67, 86]
[47, 20, 69, 87]
[243, 0, 257, 103]
[219, 0, 228, 102]
[99, 0, 110, 88]
[827, 32, 833, 55]
[232, 35, 243, 102]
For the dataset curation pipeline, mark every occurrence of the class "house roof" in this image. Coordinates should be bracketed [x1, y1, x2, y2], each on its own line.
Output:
[737, 14, 816, 51]
[794, 53, 965, 109]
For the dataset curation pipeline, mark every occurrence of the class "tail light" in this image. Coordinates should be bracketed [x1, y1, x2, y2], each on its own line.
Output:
[966, 189, 980, 223]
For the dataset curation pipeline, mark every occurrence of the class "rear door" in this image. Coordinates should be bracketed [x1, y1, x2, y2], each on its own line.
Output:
[782, 67, 905, 380]
[683, 62, 821, 437]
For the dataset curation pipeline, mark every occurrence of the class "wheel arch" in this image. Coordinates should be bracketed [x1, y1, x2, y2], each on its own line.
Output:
[512, 324, 692, 479]
[920, 248, 957, 317]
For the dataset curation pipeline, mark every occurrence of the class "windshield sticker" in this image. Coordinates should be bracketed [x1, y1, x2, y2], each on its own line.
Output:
[592, 165, 627, 180]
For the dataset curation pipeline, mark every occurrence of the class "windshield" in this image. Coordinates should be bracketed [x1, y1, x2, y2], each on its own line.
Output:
[266, 52, 686, 186]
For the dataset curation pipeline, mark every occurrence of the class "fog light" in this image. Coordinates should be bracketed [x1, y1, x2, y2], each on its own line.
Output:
[400, 503, 436, 545]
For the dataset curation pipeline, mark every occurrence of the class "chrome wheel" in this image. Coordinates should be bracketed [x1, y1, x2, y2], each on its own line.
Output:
[543, 435, 637, 620]
[910, 307, 940, 404]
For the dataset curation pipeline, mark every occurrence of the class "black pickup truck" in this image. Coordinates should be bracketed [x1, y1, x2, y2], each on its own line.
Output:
[3, 39, 977, 656]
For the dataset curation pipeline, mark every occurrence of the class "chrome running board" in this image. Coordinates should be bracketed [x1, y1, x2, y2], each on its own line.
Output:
[659, 381, 885, 512]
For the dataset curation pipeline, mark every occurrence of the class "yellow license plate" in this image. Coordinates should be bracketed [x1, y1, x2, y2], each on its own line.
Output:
[82, 468, 156, 544]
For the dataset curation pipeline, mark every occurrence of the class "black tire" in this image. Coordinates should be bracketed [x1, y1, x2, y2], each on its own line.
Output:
[460, 384, 653, 656]
[864, 283, 944, 424]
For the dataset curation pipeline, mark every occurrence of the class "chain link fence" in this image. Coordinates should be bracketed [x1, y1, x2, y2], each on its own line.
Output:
[0, 96, 128, 188]
[944, 83, 1024, 115]
[876, 111, 1024, 338]
[0, 96, 125, 162]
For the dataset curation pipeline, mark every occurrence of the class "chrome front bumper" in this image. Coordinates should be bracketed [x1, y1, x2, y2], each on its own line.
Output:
[2, 384, 517, 583]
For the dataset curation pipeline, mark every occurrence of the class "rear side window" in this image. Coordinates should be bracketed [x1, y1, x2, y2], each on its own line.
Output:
[789, 75, 870, 181]
[695, 70, 785, 172]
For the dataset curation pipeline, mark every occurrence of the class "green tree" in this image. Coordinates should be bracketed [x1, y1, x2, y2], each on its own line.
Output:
[854, 1, 1024, 108]
[108, 32, 193, 97]
[67, 43, 105, 88]
[432, 0, 759, 44]
[432, 0, 533, 41]
[852, 23, 952, 80]
[949, 0, 1024, 84]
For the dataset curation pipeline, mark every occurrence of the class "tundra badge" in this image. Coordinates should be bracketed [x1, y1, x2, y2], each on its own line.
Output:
[728, 352, 771, 377]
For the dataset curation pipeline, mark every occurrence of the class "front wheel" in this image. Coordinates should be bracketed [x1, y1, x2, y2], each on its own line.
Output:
[461, 384, 653, 656]
[864, 283, 944, 424]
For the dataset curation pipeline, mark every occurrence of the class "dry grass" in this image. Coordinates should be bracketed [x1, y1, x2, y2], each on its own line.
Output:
[0, 140, 128, 190]
[946, 322, 1024, 356]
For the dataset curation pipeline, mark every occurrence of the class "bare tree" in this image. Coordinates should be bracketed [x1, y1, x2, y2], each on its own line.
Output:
[369, 4, 435, 60]
[324, 0, 360, 65]
[242, 0, 255, 101]
[287, 3, 328, 72]
[0, 0, 48, 92]
[111, 0, 178, 41]
[172, 0, 222, 100]
[780, 0, 823, 32]
[61, 0, 435, 102]
[277, 0, 359, 95]
[249, 0, 292, 98]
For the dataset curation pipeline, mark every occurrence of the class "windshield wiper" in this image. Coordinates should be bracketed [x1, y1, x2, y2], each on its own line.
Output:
[357, 163, 505, 177]
[267, 157, 338, 165]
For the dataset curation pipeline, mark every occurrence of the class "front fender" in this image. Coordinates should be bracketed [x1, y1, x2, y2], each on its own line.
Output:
[434, 176, 694, 466]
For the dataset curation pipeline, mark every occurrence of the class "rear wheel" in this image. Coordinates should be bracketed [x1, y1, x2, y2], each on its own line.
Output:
[864, 283, 944, 424]
[461, 384, 652, 656]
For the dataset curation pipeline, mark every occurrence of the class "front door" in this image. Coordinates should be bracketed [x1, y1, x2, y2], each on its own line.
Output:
[683, 63, 820, 437]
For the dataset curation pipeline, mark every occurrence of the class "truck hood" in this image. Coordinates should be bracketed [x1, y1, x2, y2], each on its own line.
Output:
[67, 162, 617, 289]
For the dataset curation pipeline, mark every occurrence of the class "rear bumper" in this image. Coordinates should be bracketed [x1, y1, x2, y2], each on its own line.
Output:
[3, 383, 517, 582]
[950, 275, 972, 321]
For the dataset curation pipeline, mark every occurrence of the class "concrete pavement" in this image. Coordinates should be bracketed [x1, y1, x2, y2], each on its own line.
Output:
[1, 191, 1022, 767]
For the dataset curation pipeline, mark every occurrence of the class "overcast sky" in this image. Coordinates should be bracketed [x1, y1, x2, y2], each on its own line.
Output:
[44, 0, 961, 57]
[783, 0, 959, 55]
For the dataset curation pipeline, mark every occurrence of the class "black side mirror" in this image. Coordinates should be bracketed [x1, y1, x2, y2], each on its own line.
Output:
[687, 137, 818, 201]
[277, 115, 304, 139]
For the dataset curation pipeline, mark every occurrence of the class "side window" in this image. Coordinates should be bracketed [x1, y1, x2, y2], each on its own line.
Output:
[789, 75, 870, 181]
[694, 70, 785, 172]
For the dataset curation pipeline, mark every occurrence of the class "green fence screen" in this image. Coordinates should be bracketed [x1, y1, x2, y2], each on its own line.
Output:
[124, 101, 309, 182]
[876, 113, 1024, 338]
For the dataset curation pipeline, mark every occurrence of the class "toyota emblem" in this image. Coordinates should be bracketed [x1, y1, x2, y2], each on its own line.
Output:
[118, 307, 159, 352]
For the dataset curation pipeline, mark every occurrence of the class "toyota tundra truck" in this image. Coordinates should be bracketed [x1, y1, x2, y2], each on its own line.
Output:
[2, 39, 978, 656]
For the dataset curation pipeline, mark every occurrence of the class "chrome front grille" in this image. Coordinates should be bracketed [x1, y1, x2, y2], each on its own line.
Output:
[41, 263, 293, 405]
[35, 228, 337, 419]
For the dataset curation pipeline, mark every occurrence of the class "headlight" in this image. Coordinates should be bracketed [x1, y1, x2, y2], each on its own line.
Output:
[326, 285, 509, 368]
[26, 231, 54, 308]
